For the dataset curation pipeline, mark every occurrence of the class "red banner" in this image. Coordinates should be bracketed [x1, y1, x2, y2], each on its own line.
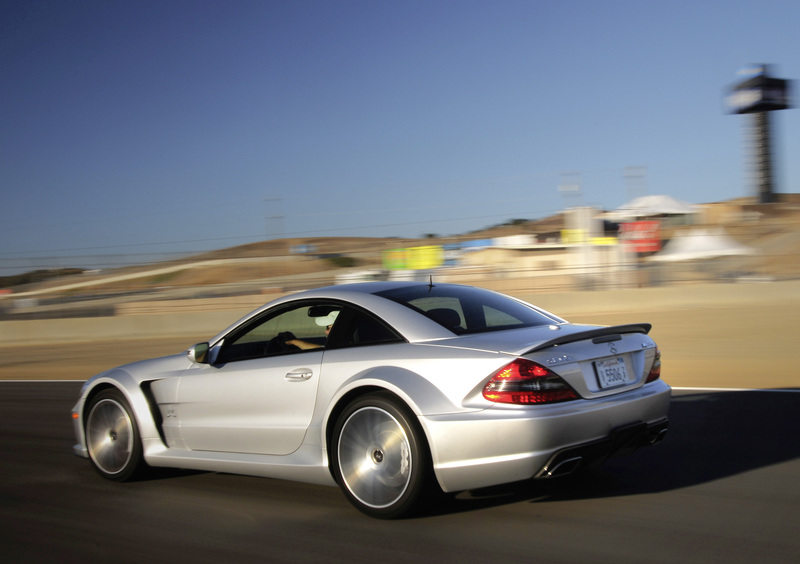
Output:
[620, 221, 661, 253]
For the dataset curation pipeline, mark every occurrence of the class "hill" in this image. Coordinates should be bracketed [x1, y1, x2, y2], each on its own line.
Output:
[5, 195, 800, 303]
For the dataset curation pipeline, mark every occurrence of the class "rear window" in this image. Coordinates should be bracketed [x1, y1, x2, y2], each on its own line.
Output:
[375, 285, 559, 334]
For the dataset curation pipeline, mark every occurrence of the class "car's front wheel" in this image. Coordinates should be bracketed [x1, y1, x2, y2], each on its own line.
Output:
[85, 388, 145, 481]
[332, 393, 430, 519]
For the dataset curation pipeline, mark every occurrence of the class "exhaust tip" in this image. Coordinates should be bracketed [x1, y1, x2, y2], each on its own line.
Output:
[649, 428, 668, 445]
[538, 456, 583, 478]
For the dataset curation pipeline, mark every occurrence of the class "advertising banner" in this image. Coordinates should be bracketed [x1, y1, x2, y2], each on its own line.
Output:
[382, 246, 444, 270]
[620, 221, 661, 253]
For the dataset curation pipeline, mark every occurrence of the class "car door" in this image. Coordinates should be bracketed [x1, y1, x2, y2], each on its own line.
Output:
[175, 301, 340, 456]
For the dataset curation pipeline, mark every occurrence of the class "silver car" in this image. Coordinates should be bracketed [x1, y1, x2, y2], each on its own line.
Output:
[72, 282, 670, 518]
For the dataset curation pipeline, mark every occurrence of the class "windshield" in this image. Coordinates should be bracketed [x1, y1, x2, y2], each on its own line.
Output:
[375, 284, 560, 335]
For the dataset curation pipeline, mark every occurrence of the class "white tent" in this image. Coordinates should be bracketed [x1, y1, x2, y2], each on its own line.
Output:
[604, 195, 698, 221]
[649, 228, 754, 262]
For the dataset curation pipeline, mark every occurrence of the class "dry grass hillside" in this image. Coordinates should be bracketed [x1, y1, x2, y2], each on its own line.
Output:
[6, 195, 800, 300]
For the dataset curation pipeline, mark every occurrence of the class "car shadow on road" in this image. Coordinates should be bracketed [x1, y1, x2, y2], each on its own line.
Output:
[436, 389, 800, 515]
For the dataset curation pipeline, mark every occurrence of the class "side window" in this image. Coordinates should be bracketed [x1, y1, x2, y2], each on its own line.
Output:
[217, 303, 342, 363]
[329, 308, 404, 348]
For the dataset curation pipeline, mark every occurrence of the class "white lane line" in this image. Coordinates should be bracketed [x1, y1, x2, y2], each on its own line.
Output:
[0, 380, 86, 383]
[2, 382, 798, 393]
[671, 386, 800, 393]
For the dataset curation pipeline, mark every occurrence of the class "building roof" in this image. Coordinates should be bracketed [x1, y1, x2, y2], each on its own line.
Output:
[604, 195, 699, 221]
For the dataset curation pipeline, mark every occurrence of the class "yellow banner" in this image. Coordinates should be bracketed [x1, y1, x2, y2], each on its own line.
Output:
[383, 246, 443, 270]
[590, 237, 618, 246]
[561, 229, 586, 244]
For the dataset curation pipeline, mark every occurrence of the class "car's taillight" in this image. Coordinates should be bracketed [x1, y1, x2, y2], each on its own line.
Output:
[483, 359, 579, 405]
[645, 348, 662, 383]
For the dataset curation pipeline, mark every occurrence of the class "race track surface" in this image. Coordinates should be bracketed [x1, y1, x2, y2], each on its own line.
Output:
[1, 382, 798, 563]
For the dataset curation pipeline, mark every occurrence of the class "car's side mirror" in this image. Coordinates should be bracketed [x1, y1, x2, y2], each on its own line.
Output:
[188, 342, 210, 364]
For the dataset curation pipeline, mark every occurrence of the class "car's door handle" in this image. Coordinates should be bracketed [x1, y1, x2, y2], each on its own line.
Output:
[285, 369, 313, 381]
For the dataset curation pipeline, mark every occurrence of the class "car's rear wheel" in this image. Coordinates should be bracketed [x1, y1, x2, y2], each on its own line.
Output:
[332, 393, 429, 519]
[85, 389, 145, 481]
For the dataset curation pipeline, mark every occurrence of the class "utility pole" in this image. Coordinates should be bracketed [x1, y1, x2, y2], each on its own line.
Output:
[263, 196, 286, 280]
[558, 172, 583, 209]
[624, 166, 648, 202]
[264, 196, 284, 242]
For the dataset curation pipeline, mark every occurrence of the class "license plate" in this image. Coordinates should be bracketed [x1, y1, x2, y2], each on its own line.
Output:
[594, 357, 630, 389]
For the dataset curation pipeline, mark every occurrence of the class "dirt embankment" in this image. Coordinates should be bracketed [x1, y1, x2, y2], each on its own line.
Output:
[2, 281, 798, 390]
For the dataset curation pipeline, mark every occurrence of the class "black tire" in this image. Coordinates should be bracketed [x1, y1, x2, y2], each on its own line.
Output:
[332, 392, 430, 519]
[85, 389, 145, 481]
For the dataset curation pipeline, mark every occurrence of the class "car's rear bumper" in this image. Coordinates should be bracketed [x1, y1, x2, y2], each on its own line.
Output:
[534, 418, 668, 478]
[422, 380, 671, 493]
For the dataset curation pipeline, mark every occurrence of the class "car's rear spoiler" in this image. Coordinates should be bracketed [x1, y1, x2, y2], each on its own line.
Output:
[523, 323, 652, 355]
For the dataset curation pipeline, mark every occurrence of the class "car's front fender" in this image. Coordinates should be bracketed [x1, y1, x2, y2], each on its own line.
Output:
[73, 369, 166, 459]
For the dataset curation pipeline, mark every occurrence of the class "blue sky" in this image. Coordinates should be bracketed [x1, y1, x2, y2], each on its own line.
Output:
[2, 0, 799, 272]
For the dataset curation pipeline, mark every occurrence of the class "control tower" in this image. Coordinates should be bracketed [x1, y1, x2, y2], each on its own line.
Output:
[726, 65, 792, 204]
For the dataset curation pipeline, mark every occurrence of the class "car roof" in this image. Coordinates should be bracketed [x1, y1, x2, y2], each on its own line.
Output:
[313, 280, 439, 295]
[209, 281, 462, 345]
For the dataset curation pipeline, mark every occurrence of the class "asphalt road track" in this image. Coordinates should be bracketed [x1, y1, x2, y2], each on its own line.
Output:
[1, 382, 798, 563]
